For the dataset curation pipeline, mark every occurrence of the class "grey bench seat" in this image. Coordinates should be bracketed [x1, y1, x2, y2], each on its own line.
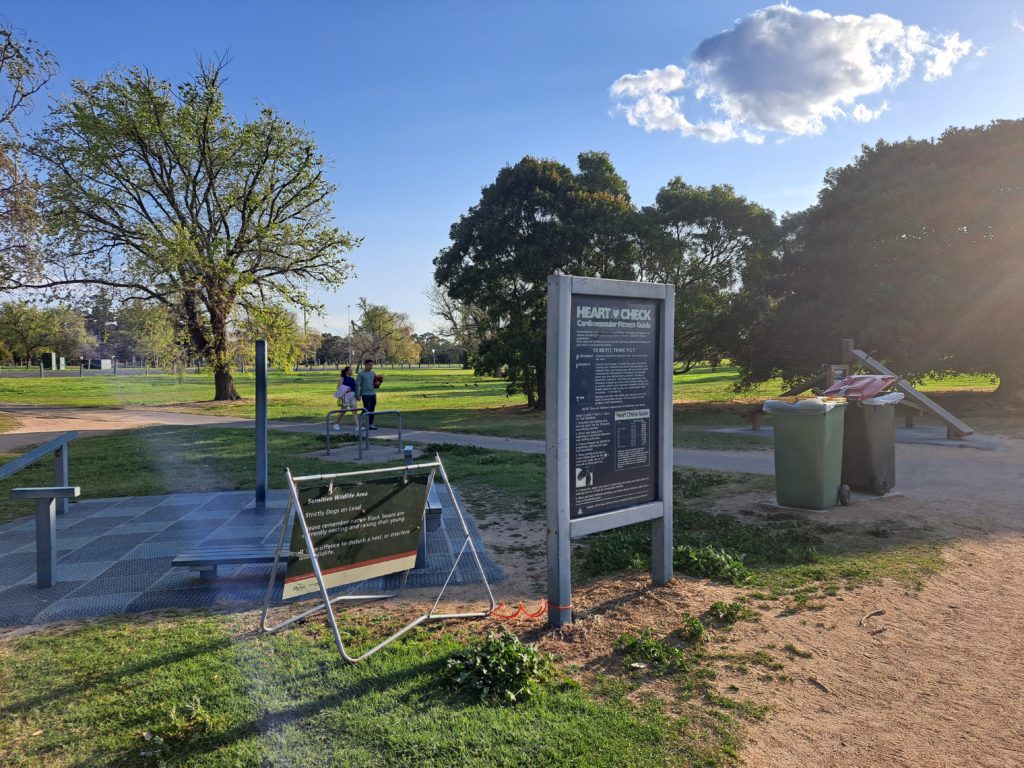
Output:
[172, 544, 278, 581]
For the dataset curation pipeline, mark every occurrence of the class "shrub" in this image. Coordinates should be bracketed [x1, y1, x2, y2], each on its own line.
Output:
[678, 614, 708, 644]
[614, 629, 689, 673]
[673, 544, 751, 585]
[446, 629, 549, 704]
[706, 601, 752, 624]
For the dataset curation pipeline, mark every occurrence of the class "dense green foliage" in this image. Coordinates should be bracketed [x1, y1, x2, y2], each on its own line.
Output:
[0, 301, 90, 362]
[445, 629, 549, 703]
[636, 180, 778, 372]
[735, 119, 1024, 397]
[435, 152, 636, 408]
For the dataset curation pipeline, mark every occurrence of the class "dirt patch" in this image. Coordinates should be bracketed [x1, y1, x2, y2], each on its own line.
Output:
[738, 535, 1024, 767]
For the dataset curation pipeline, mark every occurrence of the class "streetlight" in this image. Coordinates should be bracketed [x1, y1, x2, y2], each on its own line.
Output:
[432, 348, 436, 366]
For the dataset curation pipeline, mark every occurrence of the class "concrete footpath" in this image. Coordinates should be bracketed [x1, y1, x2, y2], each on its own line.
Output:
[2, 404, 1022, 504]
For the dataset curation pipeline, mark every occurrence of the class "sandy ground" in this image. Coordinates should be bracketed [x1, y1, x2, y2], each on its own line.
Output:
[521, 490, 1024, 768]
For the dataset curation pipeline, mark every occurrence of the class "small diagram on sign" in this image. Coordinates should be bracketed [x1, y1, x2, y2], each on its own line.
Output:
[575, 467, 594, 488]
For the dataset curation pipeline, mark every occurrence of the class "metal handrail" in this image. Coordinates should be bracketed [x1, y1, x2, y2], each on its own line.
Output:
[0, 431, 77, 482]
[324, 408, 366, 455]
[358, 410, 403, 460]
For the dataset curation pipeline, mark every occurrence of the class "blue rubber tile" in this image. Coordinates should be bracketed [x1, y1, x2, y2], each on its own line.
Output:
[0, 581, 87, 627]
[94, 557, 173, 580]
[0, 531, 36, 555]
[62, 516, 127, 533]
[60, 534, 155, 564]
[129, 541, 192, 559]
[71, 500, 125, 516]
[33, 592, 143, 623]
[136, 507, 190, 522]
[0, 551, 39, 583]
[54, 561, 120, 583]
[67, 576, 156, 598]
[1, 518, 35, 532]
[127, 588, 221, 612]
[109, 520, 173, 535]
[57, 536, 100, 552]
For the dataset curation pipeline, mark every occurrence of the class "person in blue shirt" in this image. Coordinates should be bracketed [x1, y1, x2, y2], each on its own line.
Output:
[332, 365, 359, 433]
[354, 359, 379, 429]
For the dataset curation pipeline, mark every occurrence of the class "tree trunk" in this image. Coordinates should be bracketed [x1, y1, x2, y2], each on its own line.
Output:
[214, 364, 240, 401]
[535, 364, 546, 411]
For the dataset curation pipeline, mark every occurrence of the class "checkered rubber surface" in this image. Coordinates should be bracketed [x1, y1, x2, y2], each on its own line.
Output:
[0, 487, 504, 627]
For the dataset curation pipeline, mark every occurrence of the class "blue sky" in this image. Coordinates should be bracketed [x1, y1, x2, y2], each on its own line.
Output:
[9, 1, 1024, 333]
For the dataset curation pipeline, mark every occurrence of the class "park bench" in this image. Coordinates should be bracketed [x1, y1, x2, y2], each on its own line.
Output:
[172, 483, 446, 580]
[171, 544, 278, 581]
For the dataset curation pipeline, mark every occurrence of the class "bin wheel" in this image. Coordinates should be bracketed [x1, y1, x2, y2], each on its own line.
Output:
[838, 485, 852, 506]
[872, 477, 888, 496]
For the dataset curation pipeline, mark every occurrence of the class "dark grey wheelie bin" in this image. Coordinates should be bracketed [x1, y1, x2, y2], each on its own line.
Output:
[841, 393, 902, 495]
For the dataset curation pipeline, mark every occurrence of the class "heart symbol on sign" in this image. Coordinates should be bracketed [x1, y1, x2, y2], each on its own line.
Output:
[612, 309, 619, 319]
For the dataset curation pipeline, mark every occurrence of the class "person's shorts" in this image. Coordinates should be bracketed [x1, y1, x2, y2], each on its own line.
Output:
[338, 392, 357, 409]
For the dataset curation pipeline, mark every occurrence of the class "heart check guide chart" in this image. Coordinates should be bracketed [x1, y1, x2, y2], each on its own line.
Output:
[569, 296, 660, 518]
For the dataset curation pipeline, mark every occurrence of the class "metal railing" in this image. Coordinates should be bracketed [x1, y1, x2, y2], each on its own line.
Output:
[323, 409, 405, 459]
[1, 431, 79, 587]
[0, 431, 77, 515]
[324, 408, 366, 455]
[358, 410, 403, 460]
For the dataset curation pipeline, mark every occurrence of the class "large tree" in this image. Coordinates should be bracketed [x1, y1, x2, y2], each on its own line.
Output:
[734, 120, 1024, 401]
[0, 301, 91, 362]
[350, 298, 420, 365]
[434, 152, 636, 409]
[0, 22, 57, 288]
[117, 300, 182, 367]
[636, 179, 778, 372]
[25, 57, 357, 399]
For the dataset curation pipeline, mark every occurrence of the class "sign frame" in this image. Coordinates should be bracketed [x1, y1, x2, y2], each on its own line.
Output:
[260, 455, 497, 663]
[546, 275, 674, 627]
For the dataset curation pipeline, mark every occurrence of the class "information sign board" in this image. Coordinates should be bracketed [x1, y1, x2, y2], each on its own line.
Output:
[570, 295, 660, 517]
[284, 474, 429, 599]
[546, 276, 674, 627]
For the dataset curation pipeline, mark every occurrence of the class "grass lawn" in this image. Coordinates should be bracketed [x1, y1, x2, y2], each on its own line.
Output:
[0, 430, 949, 767]
[0, 365, 998, 445]
[0, 613, 724, 768]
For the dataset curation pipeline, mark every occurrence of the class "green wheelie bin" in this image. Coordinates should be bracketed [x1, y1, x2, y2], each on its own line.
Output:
[841, 392, 903, 495]
[763, 397, 850, 510]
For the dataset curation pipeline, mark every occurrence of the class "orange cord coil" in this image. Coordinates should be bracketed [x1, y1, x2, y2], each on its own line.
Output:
[487, 599, 572, 620]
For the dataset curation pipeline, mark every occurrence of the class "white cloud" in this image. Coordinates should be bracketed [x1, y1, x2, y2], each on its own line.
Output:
[610, 4, 973, 143]
[1014, 13, 1024, 32]
[923, 33, 972, 80]
[852, 101, 888, 122]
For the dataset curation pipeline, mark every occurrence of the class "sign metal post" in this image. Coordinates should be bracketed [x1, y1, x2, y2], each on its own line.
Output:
[255, 339, 268, 511]
[546, 276, 674, 627]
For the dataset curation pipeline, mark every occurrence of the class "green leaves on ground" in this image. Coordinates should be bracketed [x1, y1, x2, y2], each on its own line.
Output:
[445, 629, 550, 704]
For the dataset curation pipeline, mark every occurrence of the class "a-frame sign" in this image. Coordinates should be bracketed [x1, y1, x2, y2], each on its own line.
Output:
[260, 454, 496, 663]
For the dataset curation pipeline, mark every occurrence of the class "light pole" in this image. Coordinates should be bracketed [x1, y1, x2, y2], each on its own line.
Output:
[432, 348, 436, 366]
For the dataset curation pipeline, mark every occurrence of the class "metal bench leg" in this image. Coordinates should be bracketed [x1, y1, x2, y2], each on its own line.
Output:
[35, 497, 56, 588]
[197, 566, 218, 582]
